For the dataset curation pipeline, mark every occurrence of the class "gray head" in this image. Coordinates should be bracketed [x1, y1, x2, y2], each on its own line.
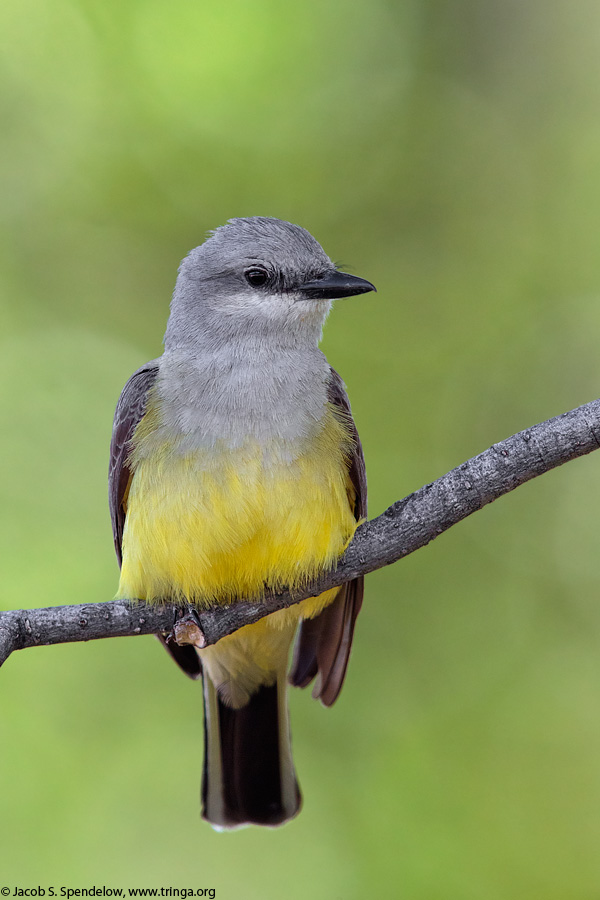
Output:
[164, 217, 375, 352]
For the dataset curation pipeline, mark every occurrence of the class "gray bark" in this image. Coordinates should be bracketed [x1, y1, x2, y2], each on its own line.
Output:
[1, 397, 599, 668]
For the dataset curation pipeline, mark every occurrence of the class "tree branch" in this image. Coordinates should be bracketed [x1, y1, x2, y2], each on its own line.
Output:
[2, 397, 599, 669]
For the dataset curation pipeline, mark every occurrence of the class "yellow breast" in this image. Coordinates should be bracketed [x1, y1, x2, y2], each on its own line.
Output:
[116, 404, 357, 608]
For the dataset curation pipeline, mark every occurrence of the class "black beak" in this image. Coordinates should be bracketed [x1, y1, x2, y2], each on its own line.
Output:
[298, 270, 376, 300]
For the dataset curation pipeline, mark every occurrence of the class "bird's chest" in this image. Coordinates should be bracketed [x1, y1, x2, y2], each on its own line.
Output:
[155, 349, 333, 448]
[116, 405, 357, 605]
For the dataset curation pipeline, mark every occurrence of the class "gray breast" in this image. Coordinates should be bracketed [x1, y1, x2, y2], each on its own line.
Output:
[153, 346, 332, 453]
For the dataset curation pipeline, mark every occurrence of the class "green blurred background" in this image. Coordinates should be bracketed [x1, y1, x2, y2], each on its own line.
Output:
[2, 0, 600, 896]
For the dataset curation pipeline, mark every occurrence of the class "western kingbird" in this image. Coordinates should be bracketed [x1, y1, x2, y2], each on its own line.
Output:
[108, 217, 374, 828]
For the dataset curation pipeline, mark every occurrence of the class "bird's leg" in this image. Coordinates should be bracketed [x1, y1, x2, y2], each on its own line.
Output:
[155, 606, 204, 679]
[171, 606, 207, 649]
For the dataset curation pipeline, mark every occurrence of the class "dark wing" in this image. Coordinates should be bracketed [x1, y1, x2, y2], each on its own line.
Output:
[109, 361, 159, 565]
[108, 359, 202, 679]
[288, 366, 367, 707]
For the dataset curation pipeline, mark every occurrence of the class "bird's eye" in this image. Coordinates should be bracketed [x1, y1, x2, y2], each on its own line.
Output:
[244, 267, 268, 287]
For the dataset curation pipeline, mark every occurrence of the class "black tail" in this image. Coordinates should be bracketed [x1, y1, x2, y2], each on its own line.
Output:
[202, 674, 301, 829]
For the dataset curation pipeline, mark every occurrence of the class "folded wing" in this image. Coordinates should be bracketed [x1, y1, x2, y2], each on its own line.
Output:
[108, 360, 202, 679]
[289, 366, 367, 706]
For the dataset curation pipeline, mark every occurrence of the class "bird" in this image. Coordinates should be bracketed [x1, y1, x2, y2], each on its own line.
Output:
[108, 216, 374, 829]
